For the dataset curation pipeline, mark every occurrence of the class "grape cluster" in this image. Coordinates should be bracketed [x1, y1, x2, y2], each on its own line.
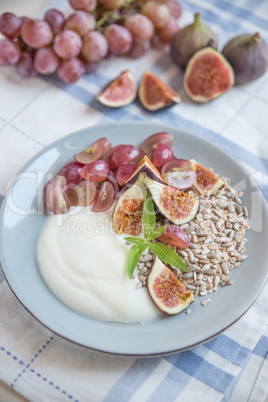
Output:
[0, 0, 182, 84]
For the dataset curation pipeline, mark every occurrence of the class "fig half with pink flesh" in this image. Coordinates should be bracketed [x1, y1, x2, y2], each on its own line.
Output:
[189, 159, 224, 196]
[148, 256, 194, 315]
[125, 155, 164, 185]
[97, 70, 137, 107]
[183, 47, 234, 103]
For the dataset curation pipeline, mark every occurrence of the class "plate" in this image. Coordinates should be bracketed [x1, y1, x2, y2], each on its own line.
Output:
[0, 121, 267, 356]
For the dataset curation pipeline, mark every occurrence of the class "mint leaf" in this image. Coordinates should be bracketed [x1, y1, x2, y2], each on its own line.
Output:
[127, 243, 148, 278]
[148, 225, 168, 240]
[142, 191, 156, 239]
[148, 242, 189, 272]
[124, 237, 146, 245]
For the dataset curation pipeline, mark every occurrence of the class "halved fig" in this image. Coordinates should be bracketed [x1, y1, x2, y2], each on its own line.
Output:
[125, 155, 164, 185]
[74, 137, 109, 164]
[183, 47, 234, 103]
[138, 70, 181, 111]
[113, 176, 147, 236]
[142, 173, 199, 225]
[147, 256, 194, 315]
[190, 159, 224, 196]
[97, 70, 137, 107]
[158, 224, 190, 249]
[162, 159, 197, 190]
[141, 131, 173, 159]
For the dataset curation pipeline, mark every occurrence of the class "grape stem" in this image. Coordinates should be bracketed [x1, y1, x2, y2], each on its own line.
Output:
[96, 0, 143, 29]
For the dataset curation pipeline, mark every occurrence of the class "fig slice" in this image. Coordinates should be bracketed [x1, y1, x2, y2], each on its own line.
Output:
[147, 256, 194, 315]
[97, 70, 137, 107]
[113, 176, 147, 236]
[183, 47, 234, 103]
[125, 155, 164, 185]
[141, 173, 199, 225]
[189, 159, 224, 196]
[138, 70, 181, 111]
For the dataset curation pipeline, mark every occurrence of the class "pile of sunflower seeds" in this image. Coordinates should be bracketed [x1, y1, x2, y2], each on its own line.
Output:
[135, 177, 249, 299]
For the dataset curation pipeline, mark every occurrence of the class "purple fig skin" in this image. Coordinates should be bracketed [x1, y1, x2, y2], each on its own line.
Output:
[170, 13, 218, 70]
[222, 33, 268, 85]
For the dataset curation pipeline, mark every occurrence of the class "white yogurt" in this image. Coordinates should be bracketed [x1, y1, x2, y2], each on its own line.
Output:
[37, 208, 160, 323]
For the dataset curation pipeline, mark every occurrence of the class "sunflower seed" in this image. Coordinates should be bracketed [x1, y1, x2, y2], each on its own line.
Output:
[236, 254, 248, 261]
[221, 263, 229, 275]
[234, 195, 242, 204]
[201, 298, 211, 306]
[243, 206, 248, 217]
[141, 254, 153, 262]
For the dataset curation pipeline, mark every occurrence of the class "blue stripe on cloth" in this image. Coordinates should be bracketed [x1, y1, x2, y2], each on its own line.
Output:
[146, 365, 191, 402]
[204, 334, 250, 367]
[0, 194, 4, 283]
[102, 358, 161, 402]
[252, 335, 268, 359]
[166, 350, 234, 394]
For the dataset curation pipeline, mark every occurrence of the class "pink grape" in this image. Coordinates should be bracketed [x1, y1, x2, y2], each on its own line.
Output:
[98, 0, 123, 9]
[65, 11, 95, 37]
[16, 52, 36, 78]
[104, 24, 133, 55]
[44, 9, 65, 34]
[21, 19, 53, 49]
[0, 38, 21, 66]
[165, 0, 182, 19]
[53, 30, 82, 59]
[128, 39, 151, 58]
[68, 0, 97, 12]
[82, 31, 108, 62]
[34, 47, 60, 75]
[142, 1, 171, 29]
[124, 14, 154, 41]
[0, 12, 23, 39]
[57, 57, 86, 84]
[158, 16, 179, 44]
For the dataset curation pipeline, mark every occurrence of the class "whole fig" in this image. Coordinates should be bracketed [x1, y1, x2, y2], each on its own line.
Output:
[222, 32, 268, 85]
[170, 13, 218, 69]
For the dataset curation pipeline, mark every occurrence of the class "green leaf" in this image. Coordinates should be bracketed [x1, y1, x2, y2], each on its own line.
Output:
[148, 225, 168, 240]
[142, 191, 156, 239]
[148, 242, 189, 272]
[127, 243, 148, 279]
[124, 237, 146, 245]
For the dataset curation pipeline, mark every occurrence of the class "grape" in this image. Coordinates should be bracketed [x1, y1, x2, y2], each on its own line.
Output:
[16, 52, 36, 77]
[128, 39, 151, 58]
[53, 30, 82, 59]
[57, 58, 86, 84]
[65, 11, 95, 37]
[115, 162, 136, 186]
[157, 16, 179, 44]
[159, 224, 190, 249]
[66, 180, 96, 206]
[92, 181, 115, 212]
[124, 14, 154, 41]
[59, 161, 84, 184]
[0, 38, 21, 66]
[153, 143, 174, 167]
[44, 9, 65, 34]
[0, 12, 23, 39]
[165, 0, 182, 19]
[48, 186, 70, 214]
[44, 175, 67, 208]
[104, 24, 133, 55]
[68, 0, 97, 12]
[79, 160, 110, 182]
[141, 132, 173, 159]
[161, 159, 197, 190]
[21, 19, 53, 49]
[75, 137, 110, 164]
[109, 145, 140, 169]
[98, 0, 123, 10]
[82, 31, 108, 62]
[142, 1, 171, 29]
[106, 171, 120, 194]
[34, 47, 60, 75]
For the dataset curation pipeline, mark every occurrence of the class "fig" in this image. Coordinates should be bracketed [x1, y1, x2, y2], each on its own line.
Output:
[183, 47, 234, 103]
[190, 159, 224, 196]
[97, 70, 137, 107]
[141, 174, 199, 225]
[113, 176, 147, 236]
[222, 32, 268, 85]
[125, 155, 164, 185]
[170, 13, 218, 70]
[138, 70, 181, 111]
[147, 256, 194, 315]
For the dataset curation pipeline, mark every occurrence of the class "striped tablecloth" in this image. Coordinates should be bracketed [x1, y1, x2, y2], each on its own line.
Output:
[0, 0, 268, 401]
